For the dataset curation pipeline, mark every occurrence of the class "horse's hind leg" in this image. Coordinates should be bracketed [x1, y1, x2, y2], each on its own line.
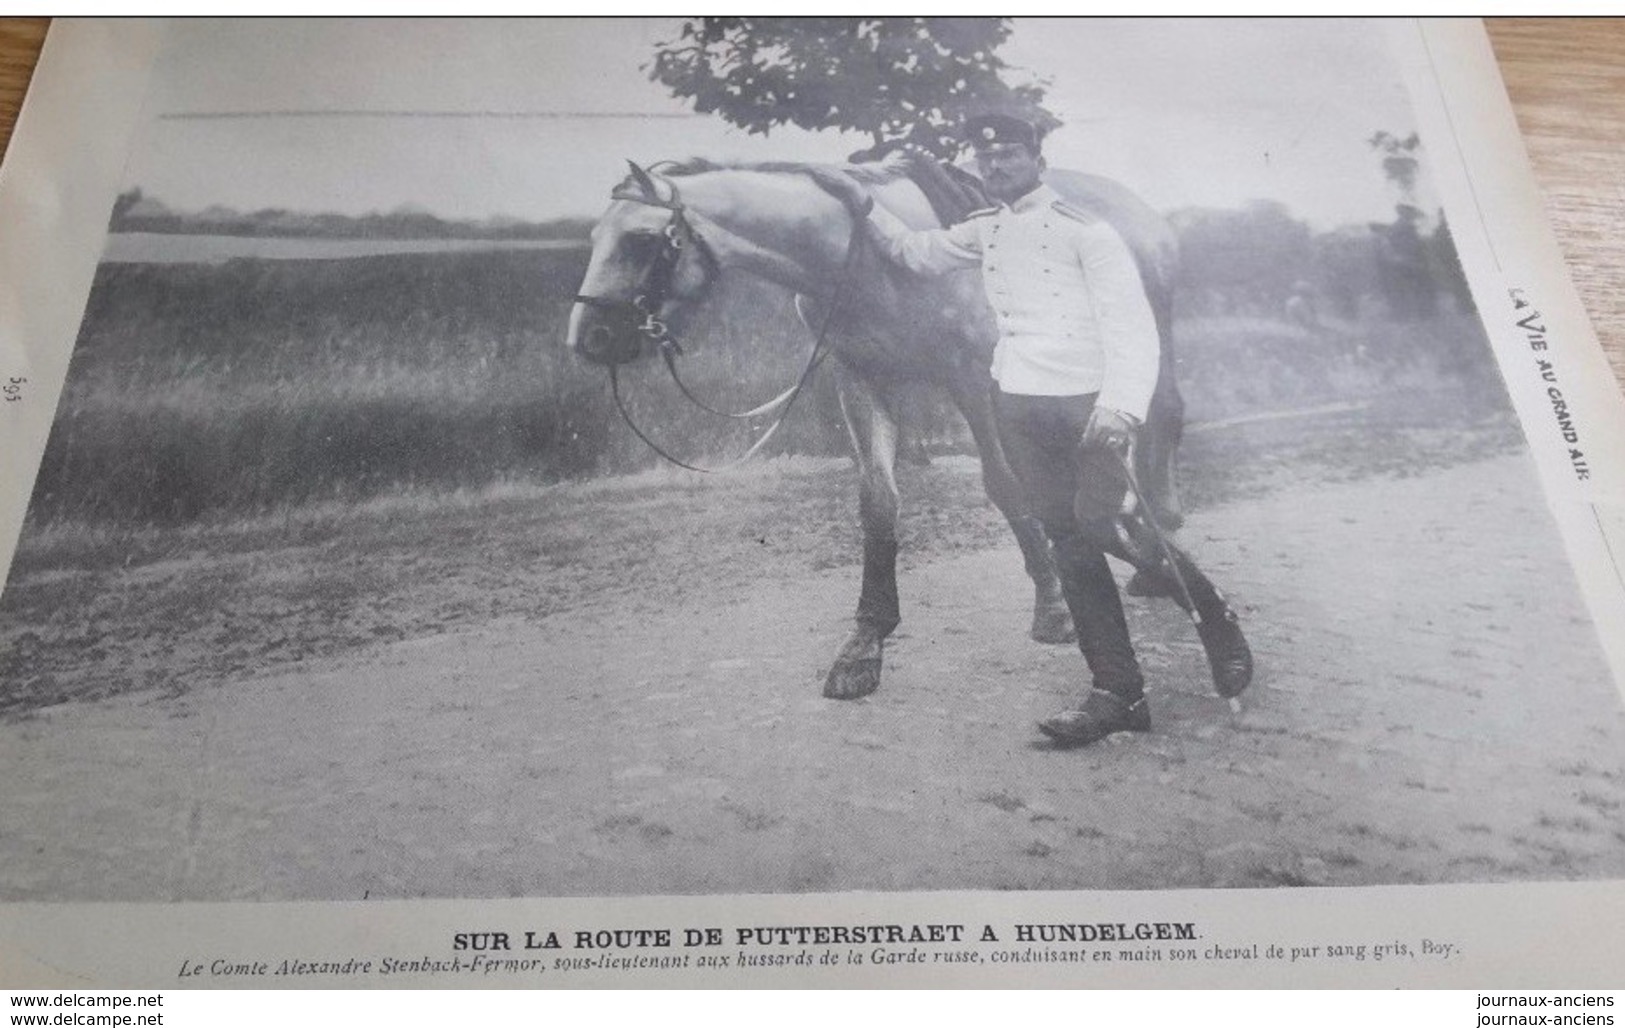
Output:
[1104, 527, 1254, 699]
[824, 362, 903, 700]
[946, 370, 1074, 645]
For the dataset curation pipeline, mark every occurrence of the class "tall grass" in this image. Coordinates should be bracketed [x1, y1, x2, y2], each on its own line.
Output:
[1171, 311, 1509, 423]
[32, 248, 850, 524]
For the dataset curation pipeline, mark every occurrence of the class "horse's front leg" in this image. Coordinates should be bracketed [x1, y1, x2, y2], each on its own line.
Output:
[947, 368, 1074, 644]
[824, 363, 902, 700]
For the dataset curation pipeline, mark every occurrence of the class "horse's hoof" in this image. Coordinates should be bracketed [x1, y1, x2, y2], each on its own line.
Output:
[823, 658, 881, 700]
[1030, 606, 1076, 645]
[1197, 608, 1253, 699]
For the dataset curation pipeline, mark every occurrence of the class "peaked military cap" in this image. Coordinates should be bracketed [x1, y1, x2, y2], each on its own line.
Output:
[964, 113, 1042, 154]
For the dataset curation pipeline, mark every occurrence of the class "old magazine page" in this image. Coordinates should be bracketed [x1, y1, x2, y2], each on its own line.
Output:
[1, 18, 1623, 988]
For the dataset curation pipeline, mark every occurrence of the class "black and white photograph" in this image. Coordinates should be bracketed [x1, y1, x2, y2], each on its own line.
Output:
[2, 16, 1624, 955]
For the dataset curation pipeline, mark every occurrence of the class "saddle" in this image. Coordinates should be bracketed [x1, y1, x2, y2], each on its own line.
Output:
[846, 142, 991, 225]
[903, 156, 993, 226]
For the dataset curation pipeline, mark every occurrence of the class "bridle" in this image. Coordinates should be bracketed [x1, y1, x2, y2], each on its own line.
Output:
[575, 173, 862, 474]
[573, 183, 717, 357]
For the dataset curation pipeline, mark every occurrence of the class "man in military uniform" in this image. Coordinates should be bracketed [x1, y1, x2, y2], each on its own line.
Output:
[813, 114, 1252, 747]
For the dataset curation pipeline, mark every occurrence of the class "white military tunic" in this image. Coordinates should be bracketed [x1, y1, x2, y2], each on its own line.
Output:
[867, 183, 1160, 421]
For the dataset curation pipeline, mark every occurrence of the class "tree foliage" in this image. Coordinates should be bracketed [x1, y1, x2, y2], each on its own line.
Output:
[1369, 130, 1422, 204]
[1170, 201, 1315, 311]
[648, 17, 1058, 159]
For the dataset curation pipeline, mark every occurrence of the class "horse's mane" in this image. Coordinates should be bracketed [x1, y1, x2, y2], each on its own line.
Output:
[640, 156, 908, 186]
[615, 154, 947, 230]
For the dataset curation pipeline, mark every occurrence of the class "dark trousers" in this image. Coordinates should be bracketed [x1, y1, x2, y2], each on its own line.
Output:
[995, 390, 1145, 699]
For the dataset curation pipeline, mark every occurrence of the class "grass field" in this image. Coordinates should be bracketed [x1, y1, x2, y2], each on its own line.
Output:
[37, 246, 848, 523]
[26, 243, 1508, 528]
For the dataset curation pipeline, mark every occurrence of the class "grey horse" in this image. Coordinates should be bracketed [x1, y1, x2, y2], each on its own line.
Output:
[566, 157, 1205, 701]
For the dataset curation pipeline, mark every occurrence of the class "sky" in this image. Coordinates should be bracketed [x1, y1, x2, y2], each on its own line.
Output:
[122, 18, 1429, 230]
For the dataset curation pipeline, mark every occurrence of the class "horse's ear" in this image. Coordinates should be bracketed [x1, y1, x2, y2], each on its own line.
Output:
[626, 160, 658, 197]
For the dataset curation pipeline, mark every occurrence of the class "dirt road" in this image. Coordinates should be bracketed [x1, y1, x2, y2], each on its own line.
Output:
[3, 452, 1624, 900]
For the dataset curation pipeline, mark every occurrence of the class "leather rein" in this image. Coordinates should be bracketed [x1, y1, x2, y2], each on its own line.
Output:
[574, 182, 862, 474]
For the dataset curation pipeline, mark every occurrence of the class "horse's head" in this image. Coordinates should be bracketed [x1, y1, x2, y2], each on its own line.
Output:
[566, 160, 718, 367]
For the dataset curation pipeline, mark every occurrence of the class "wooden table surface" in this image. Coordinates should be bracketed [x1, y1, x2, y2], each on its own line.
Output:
[0, 18, 1621, 370]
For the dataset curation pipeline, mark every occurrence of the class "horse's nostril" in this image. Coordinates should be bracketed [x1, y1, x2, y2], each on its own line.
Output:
[584, 324, 623, 361]
[578, 320, 641, 366]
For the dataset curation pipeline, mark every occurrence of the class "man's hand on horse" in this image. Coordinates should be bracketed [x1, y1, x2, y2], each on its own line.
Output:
[1081, 406, 1139, 456]
[806, 167, 875, 220]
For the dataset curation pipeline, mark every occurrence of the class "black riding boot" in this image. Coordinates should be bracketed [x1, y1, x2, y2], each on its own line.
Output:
[1035, 523, 1152, 747]
[1050, 523, 1144, 701]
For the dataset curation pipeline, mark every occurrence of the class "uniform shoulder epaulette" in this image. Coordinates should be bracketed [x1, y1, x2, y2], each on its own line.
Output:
[962, 206, 999, 220]
[1050, 200, 1100, 225]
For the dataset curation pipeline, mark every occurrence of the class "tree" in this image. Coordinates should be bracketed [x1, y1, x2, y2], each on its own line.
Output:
[648, 18, 1058, 160]
[1368, 130, 1441, 319]
[110, 188, 144, 229]
[1170, 201, 1313, 314]
[1368, 130, 1422, 206]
